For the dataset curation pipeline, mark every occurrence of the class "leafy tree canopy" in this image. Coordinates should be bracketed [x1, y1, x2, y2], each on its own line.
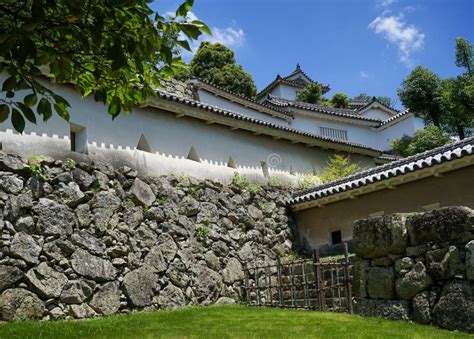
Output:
[390, 125, 451, 157]
[397, 66, 442, 127]
[319, 154, 360, 183]
[189, 42, 257, 98]
[455, 37, 473, 76]
[331, 93, 349, 108]
[0, 0, 210, 132]
[296, 83, 322, 104]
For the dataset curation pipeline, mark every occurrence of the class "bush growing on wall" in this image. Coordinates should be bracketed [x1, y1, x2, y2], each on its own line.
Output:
[319, 154, 360, 183]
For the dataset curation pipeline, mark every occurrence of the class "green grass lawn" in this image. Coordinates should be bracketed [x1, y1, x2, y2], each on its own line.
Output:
[0, 305, 469, 339]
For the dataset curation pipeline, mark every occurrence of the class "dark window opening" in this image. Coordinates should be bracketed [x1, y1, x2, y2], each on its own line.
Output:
[331, 230, 342, 245]
[70, 131, 76, 151]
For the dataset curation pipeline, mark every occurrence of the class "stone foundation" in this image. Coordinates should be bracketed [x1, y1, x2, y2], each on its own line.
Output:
[353, 208, 474, 332]
[0, 151, 295, 321]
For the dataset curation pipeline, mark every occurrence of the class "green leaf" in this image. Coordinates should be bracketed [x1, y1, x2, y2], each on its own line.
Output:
[11, 108, 25, 133]
[38, 98, 52, 121]
[0, 104, 9, 123]
[2, 76, 16, 92]
[17, 103, 37, 124]
[176, 0, 194, 17]
[108, 99, 121, 118]
[177, 40, 191, 52]
[54, 103, 70, 121]
[24, 93, 37, 107]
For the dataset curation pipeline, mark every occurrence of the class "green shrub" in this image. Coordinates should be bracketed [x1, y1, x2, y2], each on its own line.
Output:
[195, 225, 210, 239]
[391, 126, 451, 157]
[319, 154, 360, 183]
[63, 158, 76, 170]
[231, 172, 261, 194]
[297, 173, 321, 190]
[23, 155, 49, 180]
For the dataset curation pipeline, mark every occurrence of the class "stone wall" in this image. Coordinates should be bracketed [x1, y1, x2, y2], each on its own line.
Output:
[0, 151, 295, 321]
[352, 207, 474, 332]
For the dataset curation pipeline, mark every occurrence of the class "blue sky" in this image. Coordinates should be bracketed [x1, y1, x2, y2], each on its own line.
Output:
[152, 0, 473, 109]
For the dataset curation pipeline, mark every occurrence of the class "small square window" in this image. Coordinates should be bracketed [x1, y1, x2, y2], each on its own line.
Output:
[331, 230, 342, 245]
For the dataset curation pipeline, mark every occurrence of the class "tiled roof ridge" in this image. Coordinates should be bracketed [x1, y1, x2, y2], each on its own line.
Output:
[282, 63, 316, 84]
[290, 136, 474, 204]
[378, 109, 411, 126]
[155, 89, 382, 154]
[265, 96, 383, 123]
[356, 96, 399, 114]
[189, 78, 294, 118]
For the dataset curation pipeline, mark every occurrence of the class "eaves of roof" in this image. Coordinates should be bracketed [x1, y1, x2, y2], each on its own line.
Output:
[146, 90, 383, 156]
[189, 79, 294, 120]
[256, 77, 330, 101]
[289, 137, 474, 209]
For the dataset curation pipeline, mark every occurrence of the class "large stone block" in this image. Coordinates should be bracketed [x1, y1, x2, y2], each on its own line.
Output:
[0, 288, 45, 321]
[123, 266, 158, 307]
[407, 206, 474, 246]
[466, 240, 474, 281]
[354, 298, 411, 320]
[33, 198, 76, 236]
[432, 280, 474, 332]
[9, 232, 41, 264]
[353, 214, 408, 258]
[396, 262, 432, 300]
[71, 249, 117, 282]
[25, 263, 68, 299]
[367, 267, 395, 299]
[89, 282, 121, 315]
[0, 265, 23, 291]
[352, 259, 369, 298]
[130, 178, 156, 207]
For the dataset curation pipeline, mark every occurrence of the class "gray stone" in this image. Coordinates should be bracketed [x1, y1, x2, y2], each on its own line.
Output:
[394, 257, 414, 275]
[49, 306, 66, 320]
[71, 230, 105, 255]
[72, 168, 95, 190]
[157, 233, 178, 262]
[179, 196, 199, 217]
[0, 175, 23, 194]
[426, 246, 464, 280]
[14, 215, 35, 233]
[353, 214, 408, 258]
[25, 262, 68, 298]
[367, 267, 395, 299]
[57, 182, 85, 207]
[354, 298, 410, 320]
[0, 153, 26, 173]
[465, 240, 474, 280]
[412, 291, 432, 324]
[396, 262, 433, 300]
[407, 206, 474, 246]
[0, 288, 45, 321]
[69, 303, 97, 319]
[76, 204, 92, 228]
[204, 251, 220, 271]
[353, 259, 369, 298]
[123, 206, 144, 229]
[432, 280, 474, 332]
[130, 178, 156, 206]
[192, 265, 223, 303]
[60, 280, 95, 304]
[123, 266, 158, 307]
[216, 297, 236, 305]
[10, 232, 41, 264]
[33, 198, 76, 236]
[247, 205, 263, 220]
[89, 282, 121, 315]
[156, 284, 186, 308]
[372, 257, 392, 267]
[144, 246, 167, 273]
[0, 265, 24, 291]
[145, 206, 165, 223]
[223, 258, 244, 284]
[71, 249, 117, 281]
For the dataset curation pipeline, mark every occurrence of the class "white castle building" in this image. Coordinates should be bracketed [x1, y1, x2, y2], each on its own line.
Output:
[0, 64, 424, 182]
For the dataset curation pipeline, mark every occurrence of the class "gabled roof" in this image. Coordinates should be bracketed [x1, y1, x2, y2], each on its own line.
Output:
[289, 136, 474, 209]
[263, 96, 383, 124]
[356, 97, 399, 116]
[147, 89, 383, 156]
[188, 78, 294, 120]
[256, 64, 330, 100]
[377, 110, 411, 127]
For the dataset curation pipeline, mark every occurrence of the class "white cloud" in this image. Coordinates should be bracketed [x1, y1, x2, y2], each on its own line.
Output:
[369, 15, 425, 66]
[377, 0, 396, 7]
[360, 71, 369, 79]
[167, 11, 245, 57]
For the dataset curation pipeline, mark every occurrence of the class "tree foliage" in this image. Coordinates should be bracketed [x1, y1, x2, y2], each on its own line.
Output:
[397, 66, 442, 127]
[455, 37, 473, 76]
[390, 126, 451, 157]
[331, 93, 349, 108]
[296, 83, 322, 104]
[319, 154, 360, 183]
[0, 0, 210, 132]
[189, 42, 257, 98]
